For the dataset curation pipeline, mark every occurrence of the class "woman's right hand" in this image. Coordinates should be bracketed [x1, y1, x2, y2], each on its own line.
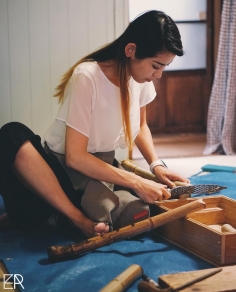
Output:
[133, 176, 171, 204]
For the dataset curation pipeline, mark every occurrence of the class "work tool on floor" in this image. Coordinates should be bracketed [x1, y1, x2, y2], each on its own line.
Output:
[138, 267, 222, 292]
[47, 199, 205, 261]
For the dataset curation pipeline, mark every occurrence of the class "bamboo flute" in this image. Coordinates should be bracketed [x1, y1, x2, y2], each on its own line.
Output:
[47, 199, 205, 261]
[121, 160, 190, 187]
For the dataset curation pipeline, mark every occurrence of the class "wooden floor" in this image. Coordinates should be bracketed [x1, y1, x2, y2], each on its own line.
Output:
[132, 133, 207, 159]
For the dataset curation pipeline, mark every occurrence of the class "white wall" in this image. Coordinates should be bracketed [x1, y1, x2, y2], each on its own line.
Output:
[0, 0, 129, 137]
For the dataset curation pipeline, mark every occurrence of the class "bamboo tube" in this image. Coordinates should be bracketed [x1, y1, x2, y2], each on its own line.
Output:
[121, 160, 190, 187]
[121, 160, 158, 181]
[121, 160, 191, 199]
[47, 199, 205, 261]
[99, 264, 143, 292]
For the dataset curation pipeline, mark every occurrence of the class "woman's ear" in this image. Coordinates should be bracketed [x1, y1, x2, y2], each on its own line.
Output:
[125, 43, 136, 57]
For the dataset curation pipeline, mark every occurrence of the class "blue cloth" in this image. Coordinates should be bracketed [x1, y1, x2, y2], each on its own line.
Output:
[0, 171, 235, 292]
[190, 171, 236, 199]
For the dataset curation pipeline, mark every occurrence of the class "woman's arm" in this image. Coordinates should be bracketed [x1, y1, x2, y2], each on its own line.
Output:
[65, 126, 170, 203]
[134, 106, 190, 188]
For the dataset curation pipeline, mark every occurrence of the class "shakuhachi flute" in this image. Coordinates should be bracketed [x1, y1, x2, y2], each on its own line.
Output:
[47, 199, 205, 261]
[121, 160, 191, 199]
[121, 159, 159, 182]
[121, 160, 189, 187]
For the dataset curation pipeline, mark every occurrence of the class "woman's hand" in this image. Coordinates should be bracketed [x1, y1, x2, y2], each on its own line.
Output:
[153, 166, 190, 189]
[133, 176, 171, 204]
[134, 108, 190, 191]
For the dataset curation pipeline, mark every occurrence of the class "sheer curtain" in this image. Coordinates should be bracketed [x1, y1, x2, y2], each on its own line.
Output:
[204, 0, 236, 155]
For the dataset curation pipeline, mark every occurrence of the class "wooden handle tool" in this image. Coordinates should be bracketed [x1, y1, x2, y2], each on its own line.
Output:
[221, 224, 236, 233]
[47, 199, 205, 261]
[138, 268, 222, 291]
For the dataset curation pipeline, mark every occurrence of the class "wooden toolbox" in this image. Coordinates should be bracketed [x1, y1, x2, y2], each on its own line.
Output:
[153, 195, 236, 266]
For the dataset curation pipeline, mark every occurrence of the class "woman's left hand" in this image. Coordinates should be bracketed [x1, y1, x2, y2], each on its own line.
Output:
[153, 166, 190, 189]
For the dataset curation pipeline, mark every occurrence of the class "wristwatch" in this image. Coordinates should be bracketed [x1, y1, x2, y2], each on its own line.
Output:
[149, 159, 167, 174]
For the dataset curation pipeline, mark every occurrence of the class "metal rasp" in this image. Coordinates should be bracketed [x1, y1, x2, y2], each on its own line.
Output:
[119, 160, 227, 200]
[169, 184, 227, 199]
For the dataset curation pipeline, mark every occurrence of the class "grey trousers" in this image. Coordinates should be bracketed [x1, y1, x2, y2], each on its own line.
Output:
[45, 146, 149, 229]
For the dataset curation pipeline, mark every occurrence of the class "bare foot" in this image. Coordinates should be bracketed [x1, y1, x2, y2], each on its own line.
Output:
[71, 215, 110, 238]
[94, 222, 110, 236]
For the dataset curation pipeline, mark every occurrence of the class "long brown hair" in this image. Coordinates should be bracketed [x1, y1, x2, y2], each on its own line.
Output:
[54, 10, 183, 150]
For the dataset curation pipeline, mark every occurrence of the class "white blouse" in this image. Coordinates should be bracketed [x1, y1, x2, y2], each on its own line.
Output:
[44, 62, 156, 154]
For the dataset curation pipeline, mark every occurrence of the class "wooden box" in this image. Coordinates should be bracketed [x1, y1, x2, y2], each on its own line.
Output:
[153, 195, 236, 266]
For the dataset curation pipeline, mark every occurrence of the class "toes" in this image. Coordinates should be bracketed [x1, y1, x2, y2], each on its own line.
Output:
[94, 222, 110, 235]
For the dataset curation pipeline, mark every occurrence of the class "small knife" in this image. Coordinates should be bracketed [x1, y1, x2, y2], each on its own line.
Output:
[169, 184, 227, 199]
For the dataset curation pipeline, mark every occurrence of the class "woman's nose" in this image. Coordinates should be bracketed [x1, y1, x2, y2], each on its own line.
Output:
[153, 69, 163, 79]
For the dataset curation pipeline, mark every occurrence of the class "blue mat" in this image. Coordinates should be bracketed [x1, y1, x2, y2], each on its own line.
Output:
[190, 172, 235, 198]
[1, 171, 235, 292]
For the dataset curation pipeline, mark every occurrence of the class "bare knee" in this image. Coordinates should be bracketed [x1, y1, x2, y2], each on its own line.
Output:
[15, 141, 33, 158]
[14, 141, 34, 164]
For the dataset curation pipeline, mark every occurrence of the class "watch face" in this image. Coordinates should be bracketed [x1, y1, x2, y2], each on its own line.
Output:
[160, 160, 167, 168]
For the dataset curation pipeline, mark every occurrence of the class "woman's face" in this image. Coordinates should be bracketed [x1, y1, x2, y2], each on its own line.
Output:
[127, 51, 176, 83]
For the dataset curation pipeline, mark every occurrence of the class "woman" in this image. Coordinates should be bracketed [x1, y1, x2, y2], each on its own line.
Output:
[0, 10, 189, 238]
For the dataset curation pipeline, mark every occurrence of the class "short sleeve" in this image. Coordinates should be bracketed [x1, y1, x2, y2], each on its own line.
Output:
[59, 72, 95, 138]
[139, 82, 156, 107]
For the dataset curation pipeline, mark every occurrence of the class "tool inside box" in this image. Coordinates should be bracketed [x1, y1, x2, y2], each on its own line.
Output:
[186, 206, 236, 233]
[155, 196, 236, 234]
[153, 196, 236, 266]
